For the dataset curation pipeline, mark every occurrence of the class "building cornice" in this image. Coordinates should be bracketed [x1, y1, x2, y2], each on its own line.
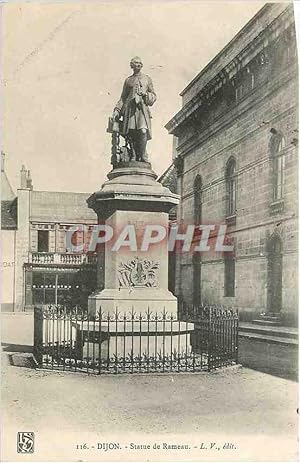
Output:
[175, 63, 297, 159]
[165, 4, 294, 135]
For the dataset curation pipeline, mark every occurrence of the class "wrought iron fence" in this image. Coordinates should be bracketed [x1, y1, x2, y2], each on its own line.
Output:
[33, 304, 238, 374]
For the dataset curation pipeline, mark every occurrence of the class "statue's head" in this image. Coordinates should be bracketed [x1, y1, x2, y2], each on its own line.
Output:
[130, 56, 143, 73]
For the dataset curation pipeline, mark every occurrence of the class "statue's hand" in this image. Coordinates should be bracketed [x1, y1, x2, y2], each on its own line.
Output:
[140, 92, 147, 103]
[144, 92, 156, 107]
[112, 109, 120, 121]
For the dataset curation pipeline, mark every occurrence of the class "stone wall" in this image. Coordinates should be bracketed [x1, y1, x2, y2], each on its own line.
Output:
[171, 6, 298, 322]
[1, 230, 16, 311]
[14, 188, 31, 311]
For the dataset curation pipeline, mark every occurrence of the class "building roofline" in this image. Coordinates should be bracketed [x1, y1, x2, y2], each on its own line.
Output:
[180, 3, 271, 97]
[157, 162, 175, 183]
[166, 3, 294, 134]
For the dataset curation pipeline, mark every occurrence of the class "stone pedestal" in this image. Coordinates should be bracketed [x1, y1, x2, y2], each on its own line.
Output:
[84, 161, 193, 361]
[87, 161, 179, 316]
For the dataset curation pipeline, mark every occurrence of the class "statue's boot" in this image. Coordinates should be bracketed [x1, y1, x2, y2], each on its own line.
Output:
[137, 130, 148, 161]
[127, 131, 136, 160]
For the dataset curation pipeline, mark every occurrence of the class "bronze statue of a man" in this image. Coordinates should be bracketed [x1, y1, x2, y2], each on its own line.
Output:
[112, 56, 156, 162]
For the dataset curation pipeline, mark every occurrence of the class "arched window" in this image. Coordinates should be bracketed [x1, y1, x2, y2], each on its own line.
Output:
[225, 158, 236, 217]
[270, 130, 285, 201]
[267, 234, 282, 312]
[194, 175, 202, 225]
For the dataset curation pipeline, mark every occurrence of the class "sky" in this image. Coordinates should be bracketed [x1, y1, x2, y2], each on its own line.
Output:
[2, 0, 265, 194]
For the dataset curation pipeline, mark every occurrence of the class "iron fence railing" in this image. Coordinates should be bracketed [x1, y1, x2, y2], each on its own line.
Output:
[33, 304, 238, 374]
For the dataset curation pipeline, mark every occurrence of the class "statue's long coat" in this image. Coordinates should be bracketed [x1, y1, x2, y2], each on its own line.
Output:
[114, 73, 156, 140]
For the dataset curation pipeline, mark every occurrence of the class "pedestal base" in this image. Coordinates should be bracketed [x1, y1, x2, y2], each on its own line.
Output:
[74, 320, 195, 363]
[88, 288, 178, 315]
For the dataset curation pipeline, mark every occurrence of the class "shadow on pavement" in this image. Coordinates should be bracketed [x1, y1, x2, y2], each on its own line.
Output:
[239, 338, 298, 382]
[1, 343, 33, 353]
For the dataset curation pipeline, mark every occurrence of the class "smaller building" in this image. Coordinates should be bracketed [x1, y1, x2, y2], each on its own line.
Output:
[1, 153, 98, 311]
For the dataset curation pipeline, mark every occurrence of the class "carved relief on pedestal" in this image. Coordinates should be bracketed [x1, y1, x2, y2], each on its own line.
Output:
[118, 257, 159, 288]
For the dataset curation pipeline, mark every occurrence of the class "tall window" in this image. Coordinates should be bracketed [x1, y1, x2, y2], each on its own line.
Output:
[226, 158, 236, 217]
[224, 255, 235, 297]
[32, 272, 56, 305]
[270, 132, 285, 201]
[37, 230, 49, 252]
[194, 175, 202, 224]
[31, 270, 96, 308]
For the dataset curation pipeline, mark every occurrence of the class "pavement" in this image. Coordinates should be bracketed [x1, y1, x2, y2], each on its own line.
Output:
[239, 336, 298, 381]
[1, 312, 299, 461]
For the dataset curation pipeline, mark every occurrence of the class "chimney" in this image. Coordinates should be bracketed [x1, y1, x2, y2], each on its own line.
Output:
[20, 165, 28, 189]
[26, 170, 33, 190]
[20, 164, 33, 190]
[1, 151, 5, 172]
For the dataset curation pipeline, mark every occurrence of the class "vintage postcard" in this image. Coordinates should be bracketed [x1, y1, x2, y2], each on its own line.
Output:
[1, 1, 298, 461]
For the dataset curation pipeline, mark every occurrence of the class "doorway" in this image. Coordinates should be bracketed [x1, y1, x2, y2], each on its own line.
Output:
[267, 235, 282, 313]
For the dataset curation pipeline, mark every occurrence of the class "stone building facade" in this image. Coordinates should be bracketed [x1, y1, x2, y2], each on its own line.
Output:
[165, 4, 298, 323]
[1, 153, 97, 311]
